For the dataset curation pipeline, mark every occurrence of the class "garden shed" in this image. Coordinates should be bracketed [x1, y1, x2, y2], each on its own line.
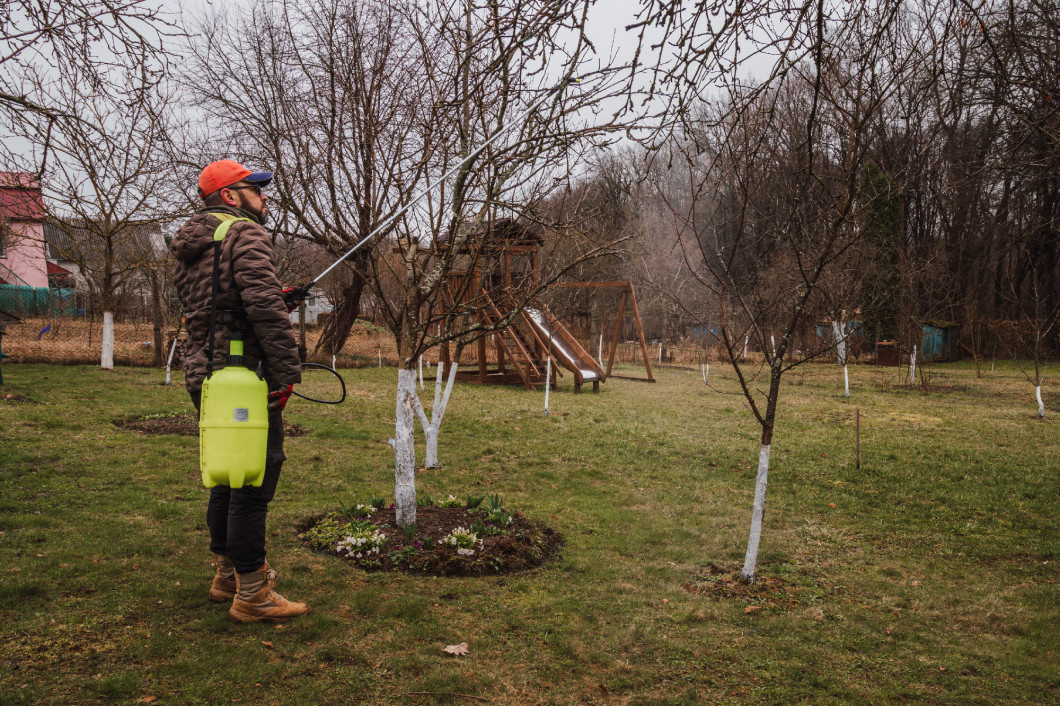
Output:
[921, 321, 959, 361]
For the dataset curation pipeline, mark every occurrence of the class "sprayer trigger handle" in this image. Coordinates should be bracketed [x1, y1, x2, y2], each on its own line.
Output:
[282, 285, 311, 313]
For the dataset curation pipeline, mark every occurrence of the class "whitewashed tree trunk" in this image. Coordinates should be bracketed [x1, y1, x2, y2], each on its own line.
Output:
[743, 336, 749, 359]
[1036, 384, 1044, 418]
[164, 337, 178, 385]
[392, 368, 418, 525]
[909, 345, 917, 385]
[832, 321, 849, 398]
[378, 348, 382, 367]
[414, 362, 459, 468]
[418, 355, 424, 390]
[770, 335, 776, 360]
[703, 363, 710, 384]
[598, 333, 604, 368]
[100, 311, 115, 370]
[741, 443, 771, 581]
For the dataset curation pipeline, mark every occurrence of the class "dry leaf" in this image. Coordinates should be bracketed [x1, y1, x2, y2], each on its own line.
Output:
[744, 606, 761, 614]
[443, 642, 469, 656]
[911, 580, 920, 587]
[828, 503, 837, 509]
[661, 599, 669, 604]
[261, 641, 274, 649]
[139, 697, 157, 704]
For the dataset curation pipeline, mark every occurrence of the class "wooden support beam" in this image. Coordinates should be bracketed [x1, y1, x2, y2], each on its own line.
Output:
[627, 285, 655, 382]
[605, 289, 628, 379]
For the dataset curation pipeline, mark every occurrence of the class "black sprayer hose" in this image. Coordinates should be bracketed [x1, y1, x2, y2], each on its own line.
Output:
[292, 363, 347, 405]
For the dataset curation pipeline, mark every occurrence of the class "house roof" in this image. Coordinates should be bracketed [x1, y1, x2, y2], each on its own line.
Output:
[437, 217, 544, 250]
[43, 220, 163, 260]
[46, 261, 73, 276]
[0, 172, 45, 222]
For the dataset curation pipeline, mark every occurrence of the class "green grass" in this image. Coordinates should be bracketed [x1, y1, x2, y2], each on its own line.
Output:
[0, 360, 1057, 704]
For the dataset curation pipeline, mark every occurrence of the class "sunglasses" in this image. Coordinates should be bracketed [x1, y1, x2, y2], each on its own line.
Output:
[228, 184, 265, 197]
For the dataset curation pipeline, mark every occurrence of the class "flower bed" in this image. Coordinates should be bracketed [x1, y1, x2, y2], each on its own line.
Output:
[296, 495, 561, 576]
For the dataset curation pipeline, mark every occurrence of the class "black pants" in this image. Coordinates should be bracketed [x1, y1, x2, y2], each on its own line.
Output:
[191, 389, 286, 574]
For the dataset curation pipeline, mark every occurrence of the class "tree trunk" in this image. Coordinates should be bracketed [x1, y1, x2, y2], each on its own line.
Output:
[417, 362, 459, 468]
[150, 270, 164, 366]
[1036, 385, 1044, 419]
[314, 273, 366, 356]
[165, 338, 178, 385]
[393, 368, 418, 526]
[741, 437, 772, 581]
[101, 311, 115, 369]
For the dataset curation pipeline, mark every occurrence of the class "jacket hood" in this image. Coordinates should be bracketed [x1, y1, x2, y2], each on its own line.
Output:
[170, 206, 262, 264]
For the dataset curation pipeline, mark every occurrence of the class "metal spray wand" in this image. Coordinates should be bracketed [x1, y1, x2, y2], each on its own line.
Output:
[283, 77, 580, 307]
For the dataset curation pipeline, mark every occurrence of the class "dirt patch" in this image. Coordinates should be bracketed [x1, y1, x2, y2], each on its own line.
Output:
[882, 382, 967, 394]
[113, 413, 307, 437]
[296, 505, 562, 577]
[1, 393, 34, 402]
[683, 562, 809, 608]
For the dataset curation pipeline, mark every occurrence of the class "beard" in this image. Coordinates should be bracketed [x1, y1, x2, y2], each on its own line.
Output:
[235, 192, 269, 225]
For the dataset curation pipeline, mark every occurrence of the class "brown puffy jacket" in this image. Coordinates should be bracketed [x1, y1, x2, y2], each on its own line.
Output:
[171, 207, 301, 392]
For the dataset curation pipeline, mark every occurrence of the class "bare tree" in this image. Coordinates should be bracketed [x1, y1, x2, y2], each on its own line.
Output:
[6, 59, 179, 368]
[640, 0, 939, 580]
[360, 0, 629, 526]
[0, 1, 175, 174]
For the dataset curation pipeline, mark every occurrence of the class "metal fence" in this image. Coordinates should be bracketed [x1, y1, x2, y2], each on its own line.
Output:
[0, 285, 77, 317]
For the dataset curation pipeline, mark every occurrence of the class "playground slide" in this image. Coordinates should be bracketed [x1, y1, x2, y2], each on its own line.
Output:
[524, 307, 604, 384]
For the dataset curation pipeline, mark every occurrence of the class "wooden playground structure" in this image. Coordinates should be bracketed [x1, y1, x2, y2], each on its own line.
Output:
[437, 220, 654, 393]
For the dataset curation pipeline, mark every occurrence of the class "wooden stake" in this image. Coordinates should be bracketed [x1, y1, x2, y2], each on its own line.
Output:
[856, 408, 861, 470]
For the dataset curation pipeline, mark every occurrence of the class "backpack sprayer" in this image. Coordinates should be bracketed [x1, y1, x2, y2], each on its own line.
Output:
[201, 77, 579, 489]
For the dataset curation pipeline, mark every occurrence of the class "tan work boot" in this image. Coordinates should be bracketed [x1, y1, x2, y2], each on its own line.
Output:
[209, 554, 237, 602]
[210, 555, 276, 603]
[228, 564, 311, 623]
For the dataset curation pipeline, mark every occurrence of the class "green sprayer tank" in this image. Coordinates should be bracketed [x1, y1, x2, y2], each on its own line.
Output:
[199, 337, 268, 488]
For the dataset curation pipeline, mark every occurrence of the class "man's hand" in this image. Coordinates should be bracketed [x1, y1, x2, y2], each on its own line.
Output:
[282, 286, 311, 313]
[267, 384, 294, 413]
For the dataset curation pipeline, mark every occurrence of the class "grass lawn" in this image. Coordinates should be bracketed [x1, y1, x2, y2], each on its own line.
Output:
[0, 359, 1057, 704]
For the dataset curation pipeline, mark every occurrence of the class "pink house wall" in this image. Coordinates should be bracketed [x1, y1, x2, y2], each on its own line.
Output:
[0, 172, 48, 288]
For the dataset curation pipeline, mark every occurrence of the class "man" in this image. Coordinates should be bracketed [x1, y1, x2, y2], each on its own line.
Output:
[171, 159, 310, 623]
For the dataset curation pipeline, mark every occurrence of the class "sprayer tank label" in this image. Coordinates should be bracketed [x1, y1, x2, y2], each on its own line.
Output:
[233, 408, 249, 422]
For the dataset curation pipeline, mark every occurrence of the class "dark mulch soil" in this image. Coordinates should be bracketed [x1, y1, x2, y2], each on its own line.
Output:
[1, 393, 34, 402]
[113, 413, 307, 437]
[296, 506, 562, 577]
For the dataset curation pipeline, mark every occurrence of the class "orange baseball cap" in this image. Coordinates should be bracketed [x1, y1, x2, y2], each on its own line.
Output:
[198, 159, 273, 197]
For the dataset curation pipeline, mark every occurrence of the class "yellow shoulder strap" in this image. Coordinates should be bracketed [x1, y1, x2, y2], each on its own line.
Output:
[212, 214, 253, 242]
